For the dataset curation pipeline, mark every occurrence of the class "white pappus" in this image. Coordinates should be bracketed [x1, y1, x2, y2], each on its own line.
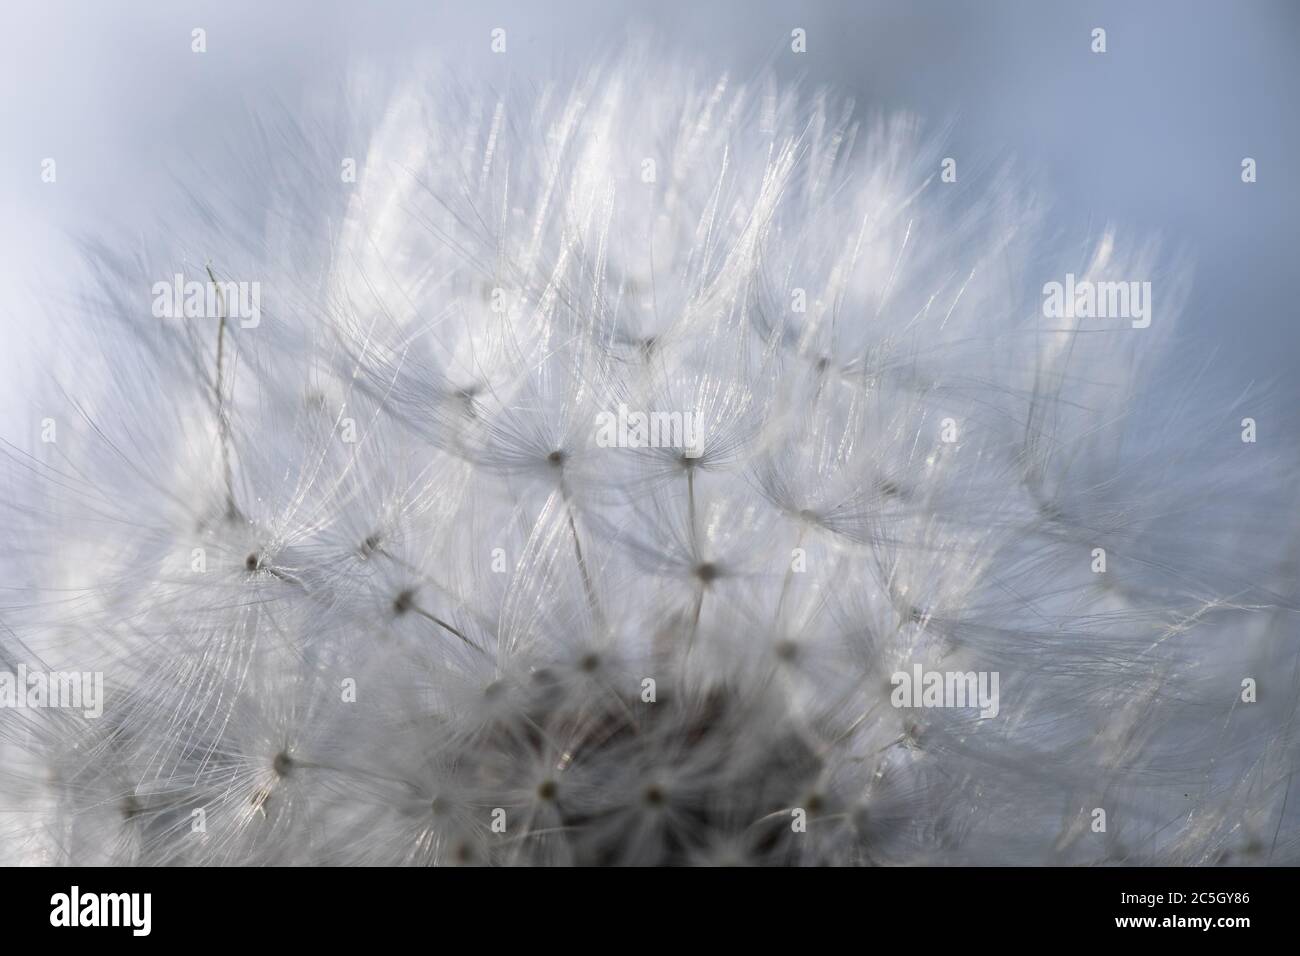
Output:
[0, 51, 1297, 867]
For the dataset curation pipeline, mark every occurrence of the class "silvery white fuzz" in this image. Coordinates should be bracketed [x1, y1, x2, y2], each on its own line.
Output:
[1, 54, 1295, 866]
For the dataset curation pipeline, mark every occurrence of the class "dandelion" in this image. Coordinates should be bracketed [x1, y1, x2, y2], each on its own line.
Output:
[1, 53, 1296, 867]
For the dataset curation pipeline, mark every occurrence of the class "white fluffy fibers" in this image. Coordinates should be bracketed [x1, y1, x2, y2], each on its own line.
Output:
[1, 58, 1296, 866]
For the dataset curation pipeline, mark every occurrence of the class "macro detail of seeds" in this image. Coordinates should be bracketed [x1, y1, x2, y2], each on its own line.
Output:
[1, 4, 1297, 868]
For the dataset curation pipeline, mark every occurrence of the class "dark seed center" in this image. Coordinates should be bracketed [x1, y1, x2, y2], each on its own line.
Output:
[393, 589, 416, 615]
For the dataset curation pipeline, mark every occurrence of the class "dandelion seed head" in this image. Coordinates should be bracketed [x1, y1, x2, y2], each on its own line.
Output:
[1, 49, 1296, 867]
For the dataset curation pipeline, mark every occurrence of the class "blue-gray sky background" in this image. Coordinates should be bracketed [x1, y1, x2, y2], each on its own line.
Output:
[2, 1, 1296, 420]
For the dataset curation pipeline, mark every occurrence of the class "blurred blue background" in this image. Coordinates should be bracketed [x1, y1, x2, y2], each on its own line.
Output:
[2, 1, 1296, 416]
